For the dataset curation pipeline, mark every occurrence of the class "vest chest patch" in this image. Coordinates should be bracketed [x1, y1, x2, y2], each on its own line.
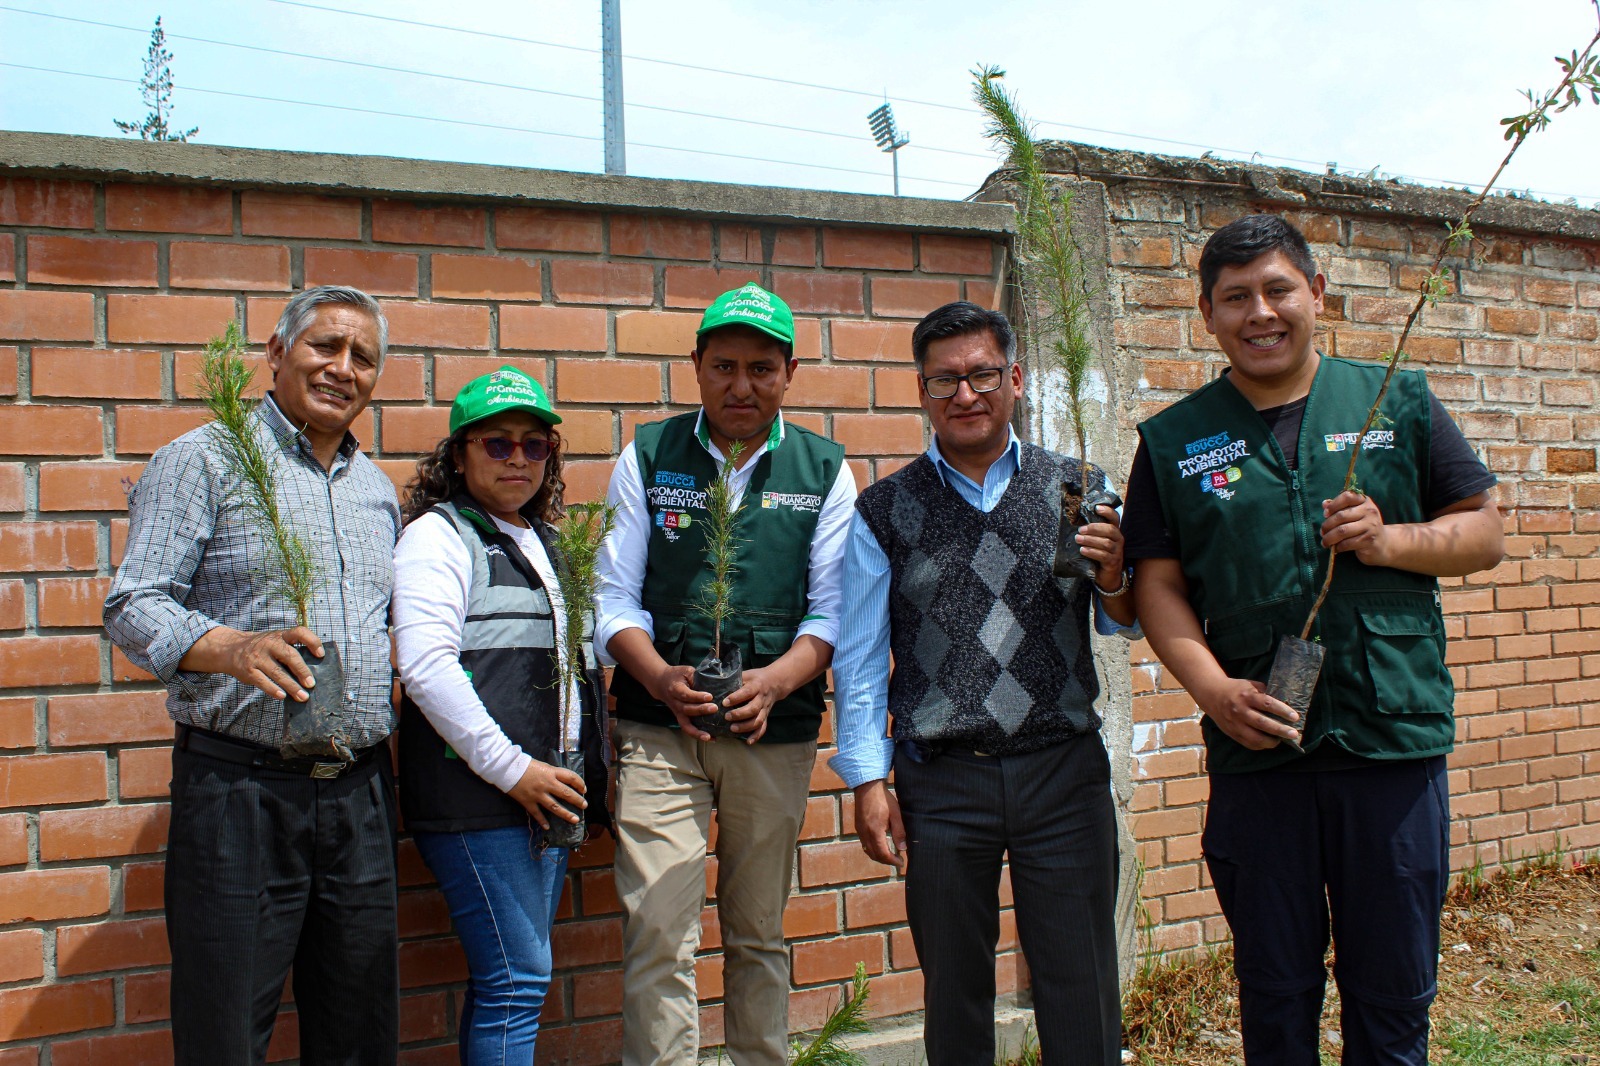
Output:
[1178, 430, 1251, 500]
[647, 469, 706, 542]
[760, 490, 822, 512]
[1324, 429, 1396, 452]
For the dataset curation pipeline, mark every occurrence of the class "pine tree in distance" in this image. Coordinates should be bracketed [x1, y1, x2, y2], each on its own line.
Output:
[114, 17, 199, 142]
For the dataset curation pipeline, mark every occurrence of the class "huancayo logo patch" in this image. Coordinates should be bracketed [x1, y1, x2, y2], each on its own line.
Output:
[760, 491, 822, 512]
[1324, 430, 1395, 452]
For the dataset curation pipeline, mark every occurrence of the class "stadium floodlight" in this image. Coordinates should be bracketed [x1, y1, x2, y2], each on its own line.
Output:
[867, 102, 910, 196]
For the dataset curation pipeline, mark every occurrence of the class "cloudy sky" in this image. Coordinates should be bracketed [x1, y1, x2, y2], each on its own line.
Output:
[2, 0, 1597, 206]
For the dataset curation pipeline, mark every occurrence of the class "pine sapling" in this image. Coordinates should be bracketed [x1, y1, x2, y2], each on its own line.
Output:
[199, 322, 348, 759]
[201, 322, 318, 626]
[545, 500, 619, 847]
[972, 64, 1099, 462]
[786, 963, 871, 1066]
[692, 440, 745, 735]
[973, 66, 1123, 582]
[551, 501, 619, 741]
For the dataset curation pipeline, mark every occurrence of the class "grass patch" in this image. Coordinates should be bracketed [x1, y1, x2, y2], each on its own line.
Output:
[1112, 854, 1599, 1065]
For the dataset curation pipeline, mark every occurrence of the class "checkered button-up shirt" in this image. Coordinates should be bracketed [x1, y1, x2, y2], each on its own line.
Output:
[106, 395, 401, 749]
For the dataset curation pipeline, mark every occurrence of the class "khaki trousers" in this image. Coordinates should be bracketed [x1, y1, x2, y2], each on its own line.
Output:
[613, 719, 817, 1066]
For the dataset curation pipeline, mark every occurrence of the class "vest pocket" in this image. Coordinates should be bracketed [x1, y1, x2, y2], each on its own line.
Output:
[1357, 610, 1450, 715]
[1204, 621, 1275, 683]
[653, 618, 688, 664]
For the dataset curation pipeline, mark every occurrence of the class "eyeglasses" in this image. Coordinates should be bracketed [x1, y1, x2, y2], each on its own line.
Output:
[920, 365, 1010, 399]
[468, 436, 554, 462]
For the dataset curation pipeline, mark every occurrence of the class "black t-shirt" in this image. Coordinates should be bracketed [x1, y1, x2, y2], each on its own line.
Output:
[1122, 390, 1496, 561]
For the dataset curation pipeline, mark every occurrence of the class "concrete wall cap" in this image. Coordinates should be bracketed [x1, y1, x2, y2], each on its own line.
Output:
[980, 140, 1600, 245]
[0, 130, 1015, 236]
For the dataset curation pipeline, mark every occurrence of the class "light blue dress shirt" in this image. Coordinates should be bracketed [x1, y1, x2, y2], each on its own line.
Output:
[828, 431, 1138, 788]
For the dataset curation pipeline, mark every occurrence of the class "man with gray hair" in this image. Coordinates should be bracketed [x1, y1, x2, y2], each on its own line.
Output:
[107, 285, 402, 1065]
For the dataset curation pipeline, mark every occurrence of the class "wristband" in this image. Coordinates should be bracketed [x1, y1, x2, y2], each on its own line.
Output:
[1094, 567, 1133, 599]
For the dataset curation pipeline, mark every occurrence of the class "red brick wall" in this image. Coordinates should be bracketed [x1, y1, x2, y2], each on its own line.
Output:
[1079, 165, 1600, 954]
[0, 169, 1005, 1063]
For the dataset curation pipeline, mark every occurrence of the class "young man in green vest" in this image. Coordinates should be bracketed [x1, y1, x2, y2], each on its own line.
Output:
[1125, 215, 1504, 1065]
[595, 283, 857, 1066]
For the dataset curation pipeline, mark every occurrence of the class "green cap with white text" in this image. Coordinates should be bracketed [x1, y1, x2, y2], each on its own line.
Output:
[697, 283, 794, 346]
[449, 365, 562, 433]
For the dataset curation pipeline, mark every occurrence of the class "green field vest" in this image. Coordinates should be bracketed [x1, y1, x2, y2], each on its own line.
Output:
[610, 412, 844, 743]
[1138, 356, 1456, 773]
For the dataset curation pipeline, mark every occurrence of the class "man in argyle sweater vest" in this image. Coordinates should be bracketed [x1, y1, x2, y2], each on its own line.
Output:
[832, 302, 1138, 1066]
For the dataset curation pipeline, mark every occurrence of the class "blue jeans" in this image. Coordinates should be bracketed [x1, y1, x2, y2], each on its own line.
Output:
[413, 826, 569, 1065]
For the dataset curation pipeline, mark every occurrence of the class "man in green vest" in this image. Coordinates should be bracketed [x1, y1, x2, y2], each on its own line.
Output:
[1124, 215, 1503, 1065]
[595, 283, 857, 1066]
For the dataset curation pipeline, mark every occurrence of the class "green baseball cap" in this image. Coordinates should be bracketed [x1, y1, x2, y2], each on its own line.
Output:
[449, 365, 562, 433]
[697, 283, 794, 346]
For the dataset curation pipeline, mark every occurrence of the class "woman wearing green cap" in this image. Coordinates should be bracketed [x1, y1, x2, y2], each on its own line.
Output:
[392, 365, 608, 1063]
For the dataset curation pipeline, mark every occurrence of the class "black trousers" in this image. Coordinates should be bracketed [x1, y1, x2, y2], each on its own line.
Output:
[896, 733, 1120, 1066]
[165, 743, 400, 1066]
[1204, 756, 1450, 1066]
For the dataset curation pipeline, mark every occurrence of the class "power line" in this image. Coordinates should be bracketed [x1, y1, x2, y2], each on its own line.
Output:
[0, 62, 974, 189]
[266, 0, 974, 110]
[260, 1, 1599, 200]
[0, 4, 992, 162]
[6, 3, 1591, 203]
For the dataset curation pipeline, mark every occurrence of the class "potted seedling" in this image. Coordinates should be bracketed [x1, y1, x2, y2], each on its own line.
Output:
[1052, 472, 1123, 582]
[1262, 30, 1600, 749]
[691, 441, 745, 737]
[973, 67, 1124, 582]
[545, 501, 618, 849]
[200, 322, 351, 761]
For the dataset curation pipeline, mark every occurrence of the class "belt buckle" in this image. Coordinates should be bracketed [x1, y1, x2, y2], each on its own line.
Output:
[310, 762, 343, 780]
[971, 749, 992, 757]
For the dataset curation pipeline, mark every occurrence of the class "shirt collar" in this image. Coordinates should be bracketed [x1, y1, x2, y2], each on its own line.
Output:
[260, 392, 360, 468]
[693, 408, 785, 460]
[927, 427, 1021, 486]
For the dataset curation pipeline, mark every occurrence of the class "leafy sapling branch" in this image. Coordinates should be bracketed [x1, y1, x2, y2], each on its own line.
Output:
[972, 64, 1100, 461]
[1298, 12, 1600, 641]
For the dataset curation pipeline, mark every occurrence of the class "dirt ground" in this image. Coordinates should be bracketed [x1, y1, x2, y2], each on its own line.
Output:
[1121, 858, 1600, 1066]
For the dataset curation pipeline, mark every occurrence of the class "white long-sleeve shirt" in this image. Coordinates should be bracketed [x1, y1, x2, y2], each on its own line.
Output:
[393, 509, 580, 794]
[594, 411, 858, 665]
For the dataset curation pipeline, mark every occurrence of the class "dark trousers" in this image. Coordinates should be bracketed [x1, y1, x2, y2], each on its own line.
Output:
[165, 744, 400, 1066]
[1204, 756, 1450, 1066]
[896, 733, 1120, 1066]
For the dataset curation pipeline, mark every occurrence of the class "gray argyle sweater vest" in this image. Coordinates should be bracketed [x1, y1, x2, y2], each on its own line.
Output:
[856, 444, 1100, 755]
